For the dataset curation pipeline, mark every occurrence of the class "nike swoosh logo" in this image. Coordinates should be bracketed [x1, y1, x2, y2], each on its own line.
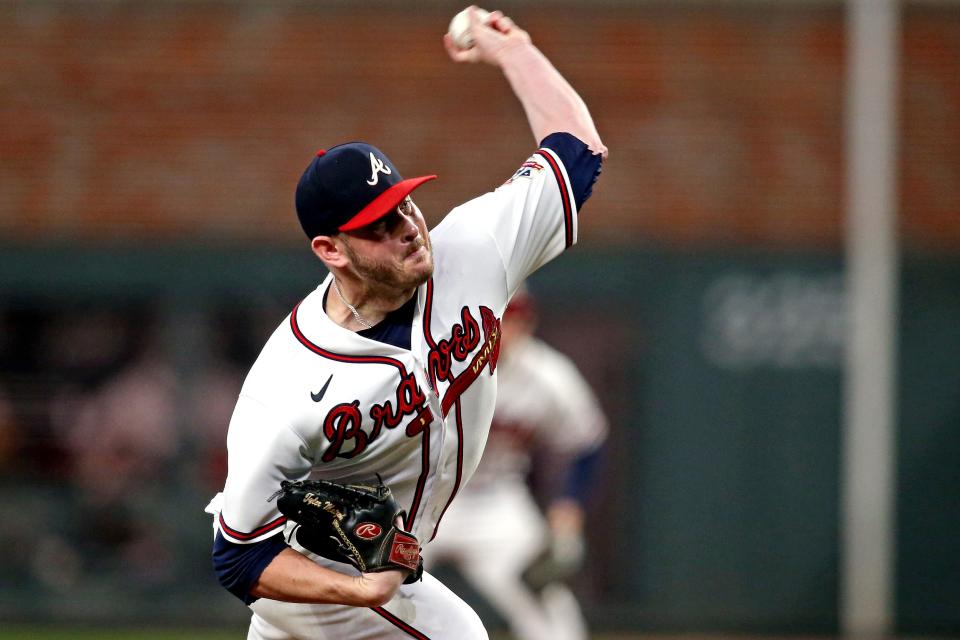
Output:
[311, 374, 333, 402]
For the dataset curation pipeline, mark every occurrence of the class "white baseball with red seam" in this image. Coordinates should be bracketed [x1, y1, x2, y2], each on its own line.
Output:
[447, 7, 490, 50]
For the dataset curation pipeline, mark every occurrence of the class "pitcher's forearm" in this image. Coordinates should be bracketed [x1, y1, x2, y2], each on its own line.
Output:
[250, 548, 404, 607]
[443, 7, 607, 158]
[497, 42, 606, 156]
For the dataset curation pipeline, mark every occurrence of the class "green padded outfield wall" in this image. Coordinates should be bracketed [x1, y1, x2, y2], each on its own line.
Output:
[896, 258, 960, 636]
[534, 250, 844, 632]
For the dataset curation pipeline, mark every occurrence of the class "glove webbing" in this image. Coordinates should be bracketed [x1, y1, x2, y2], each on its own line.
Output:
[327, 506, 367, 572]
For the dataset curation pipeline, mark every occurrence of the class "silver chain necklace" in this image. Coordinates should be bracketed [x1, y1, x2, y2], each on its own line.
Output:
[332, 279, 374, 329]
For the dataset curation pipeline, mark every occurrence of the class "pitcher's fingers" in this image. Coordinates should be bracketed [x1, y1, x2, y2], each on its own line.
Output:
[491, 13, 516, 33]
[442, 32, 478, 62]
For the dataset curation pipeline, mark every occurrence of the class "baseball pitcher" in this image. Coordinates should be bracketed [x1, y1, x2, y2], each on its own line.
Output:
[205, 7, 607, 639]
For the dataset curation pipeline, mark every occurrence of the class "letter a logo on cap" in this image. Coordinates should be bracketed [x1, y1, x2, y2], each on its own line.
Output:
[366, 152, 392, 186]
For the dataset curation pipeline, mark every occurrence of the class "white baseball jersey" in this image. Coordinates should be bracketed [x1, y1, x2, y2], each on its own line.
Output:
[212, 145, 579, 550]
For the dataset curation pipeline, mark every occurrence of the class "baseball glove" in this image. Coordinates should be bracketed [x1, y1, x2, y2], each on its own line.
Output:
[272, 477, 423, 582]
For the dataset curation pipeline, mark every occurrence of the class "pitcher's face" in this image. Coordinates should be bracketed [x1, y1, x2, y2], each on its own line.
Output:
[340, 197, 434, 292]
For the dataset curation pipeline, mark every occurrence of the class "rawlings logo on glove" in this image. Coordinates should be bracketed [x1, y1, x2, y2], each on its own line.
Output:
[271, 477, 423, 582]
[354, 523, 383, 540]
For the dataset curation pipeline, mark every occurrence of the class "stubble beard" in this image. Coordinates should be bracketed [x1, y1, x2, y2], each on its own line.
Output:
[344, 239, 434, 299]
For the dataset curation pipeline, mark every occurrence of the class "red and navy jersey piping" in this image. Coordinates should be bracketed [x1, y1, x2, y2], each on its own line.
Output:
[219, 513, 287, 541]
[534, 147, 575, 248]
[429, 399, 466, 542]
[372, 606, 432, 639]
[290, 301, 410, 377]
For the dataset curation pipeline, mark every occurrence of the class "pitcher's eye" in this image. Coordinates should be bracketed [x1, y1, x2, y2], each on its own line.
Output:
[398, 197, 414, 216]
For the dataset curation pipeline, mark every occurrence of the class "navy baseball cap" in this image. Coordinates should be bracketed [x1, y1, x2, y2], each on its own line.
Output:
[295, 142, 437, 238]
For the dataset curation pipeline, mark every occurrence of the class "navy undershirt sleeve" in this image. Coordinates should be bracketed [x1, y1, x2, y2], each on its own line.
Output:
[212, 530, 288, 604]
[559, 446, 604, 505]
[539, 132, 603, 210]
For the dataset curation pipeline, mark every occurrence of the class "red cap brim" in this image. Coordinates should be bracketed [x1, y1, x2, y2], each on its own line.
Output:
[338, 175, 438, 232]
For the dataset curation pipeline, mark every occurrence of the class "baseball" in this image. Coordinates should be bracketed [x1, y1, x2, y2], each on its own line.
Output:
[447, 7, 490, 50]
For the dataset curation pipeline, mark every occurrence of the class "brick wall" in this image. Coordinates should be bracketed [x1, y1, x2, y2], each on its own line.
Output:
[0, 2, 956, 248]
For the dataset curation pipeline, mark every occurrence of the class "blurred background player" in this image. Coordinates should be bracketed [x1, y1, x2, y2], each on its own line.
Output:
[426, 287, 608, 640]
